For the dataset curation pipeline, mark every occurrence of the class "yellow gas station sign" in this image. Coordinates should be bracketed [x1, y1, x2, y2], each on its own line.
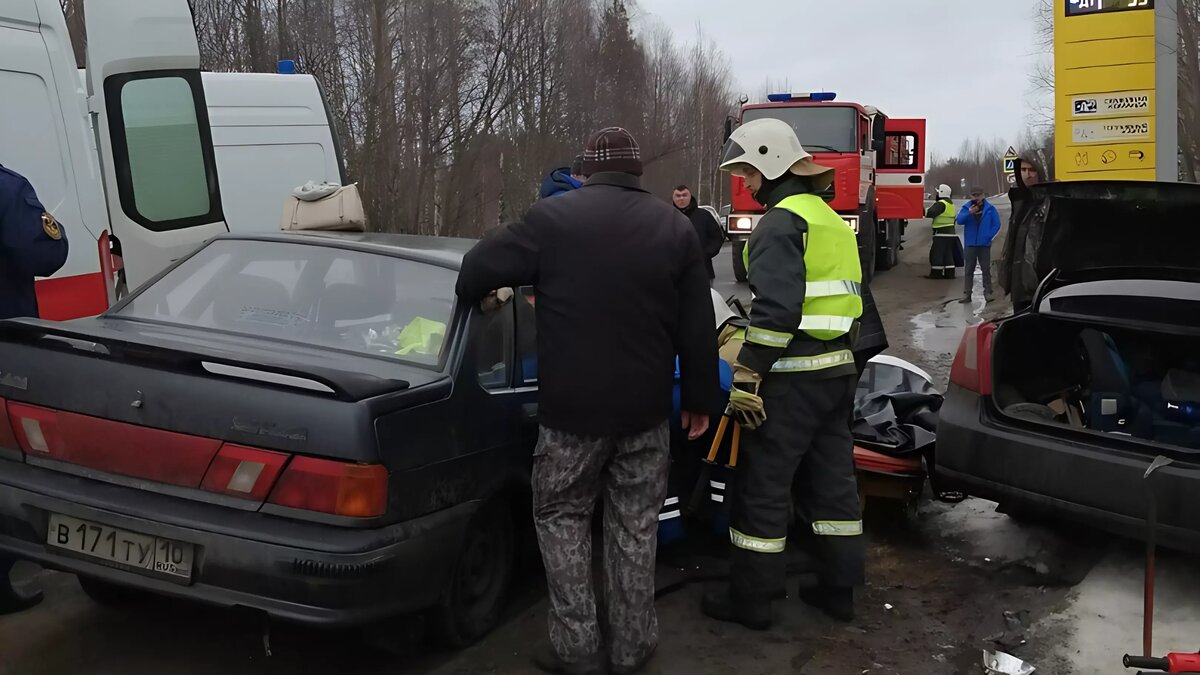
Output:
[1055, 0, 1159, 181]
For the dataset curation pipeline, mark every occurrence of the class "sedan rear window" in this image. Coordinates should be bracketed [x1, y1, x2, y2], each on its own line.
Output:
[114, 239, 458, 367]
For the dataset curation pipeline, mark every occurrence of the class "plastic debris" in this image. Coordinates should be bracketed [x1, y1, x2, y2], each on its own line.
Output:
[884, 603, 894, 611]
[982, 650, 1035, 675]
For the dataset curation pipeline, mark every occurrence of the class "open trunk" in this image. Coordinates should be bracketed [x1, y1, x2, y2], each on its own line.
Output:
[993, 313, 1200, 452]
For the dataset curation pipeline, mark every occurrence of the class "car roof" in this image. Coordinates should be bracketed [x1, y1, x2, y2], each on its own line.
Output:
[210, 231, 476, 270]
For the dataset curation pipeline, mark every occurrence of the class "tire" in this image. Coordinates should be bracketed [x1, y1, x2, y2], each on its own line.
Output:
[732, 240, 748, 282]
[858, 213, 876, 284]
[77, 575, 148, 607]
[432, 501, 516, 649]
[875, 219, 900, 271]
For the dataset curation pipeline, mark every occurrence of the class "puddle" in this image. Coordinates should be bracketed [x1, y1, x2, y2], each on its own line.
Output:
[911, 297, 985, 359]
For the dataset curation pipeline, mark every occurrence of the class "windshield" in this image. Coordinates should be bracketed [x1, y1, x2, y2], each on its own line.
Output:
[114, 239, 458, 368]
[742, 105, 858, 153]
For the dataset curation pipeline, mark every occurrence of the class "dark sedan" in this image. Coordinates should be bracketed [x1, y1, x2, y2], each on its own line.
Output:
[0, 232, 540, 645]
[936, 181, 1200, 551]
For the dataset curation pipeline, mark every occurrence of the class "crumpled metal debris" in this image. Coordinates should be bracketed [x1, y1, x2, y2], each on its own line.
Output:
[982, 650, 1035, 675]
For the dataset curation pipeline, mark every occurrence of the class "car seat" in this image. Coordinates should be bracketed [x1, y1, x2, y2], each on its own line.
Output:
[1078, 328, 1153, 437]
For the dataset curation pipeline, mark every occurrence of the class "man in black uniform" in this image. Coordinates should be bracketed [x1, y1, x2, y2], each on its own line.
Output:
[700, 118, 865, 631]
[0, 162, 67, 614]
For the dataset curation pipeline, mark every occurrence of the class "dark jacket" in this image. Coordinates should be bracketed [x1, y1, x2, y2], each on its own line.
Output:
[457, 171, 722, 436]
[676, 196, 724, 279]
[999, 158, 1047, 308]
[738, 176, 859, 381]
[538, 167, 583, 200]
[0, 165, 69, 320]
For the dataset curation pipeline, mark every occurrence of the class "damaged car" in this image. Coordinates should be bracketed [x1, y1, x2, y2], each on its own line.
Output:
[937, 181, 1200, 549]
[0, 232, 539, 645]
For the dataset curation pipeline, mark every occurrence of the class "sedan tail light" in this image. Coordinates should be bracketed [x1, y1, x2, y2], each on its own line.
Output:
[200, 444, 290, 501]
[0, 398, 19, 453]
[950, 322, 996, 395]
[267, 457, 388, 518]
[7, 403, 63, 455]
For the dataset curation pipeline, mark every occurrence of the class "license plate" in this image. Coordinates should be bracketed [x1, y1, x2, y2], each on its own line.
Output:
[45, 513, 195, 581]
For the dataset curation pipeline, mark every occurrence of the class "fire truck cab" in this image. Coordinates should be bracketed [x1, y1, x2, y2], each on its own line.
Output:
[724, 92, 926, 283]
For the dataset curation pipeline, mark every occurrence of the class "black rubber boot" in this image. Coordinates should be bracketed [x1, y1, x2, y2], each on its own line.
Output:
[701, 586, 772, 631]
[797, 585, 855, 622]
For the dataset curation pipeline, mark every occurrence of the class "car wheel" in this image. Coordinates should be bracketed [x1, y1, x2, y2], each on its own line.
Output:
[77, 575, 148, 607]
[432, 501, 516, 649]
[732, 241, 748, 283]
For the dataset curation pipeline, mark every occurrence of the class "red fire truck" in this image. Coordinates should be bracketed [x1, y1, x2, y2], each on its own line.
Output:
[724, 92, 927, 284]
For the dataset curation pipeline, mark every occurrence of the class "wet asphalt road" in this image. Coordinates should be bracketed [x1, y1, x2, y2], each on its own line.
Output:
[5, 198, 1200, 674]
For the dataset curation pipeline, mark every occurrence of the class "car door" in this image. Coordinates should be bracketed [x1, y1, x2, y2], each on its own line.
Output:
[876, 118, 927, 220]
[84, 0, 228, 291]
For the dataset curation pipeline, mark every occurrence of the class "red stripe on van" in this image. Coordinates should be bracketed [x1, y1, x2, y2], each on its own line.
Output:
[35, 272, 109, 321]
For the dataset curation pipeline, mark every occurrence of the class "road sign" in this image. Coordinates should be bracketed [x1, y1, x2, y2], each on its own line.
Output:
[1055, 0, 1178, 181]
[1003, 157, 1017, 173]
[1004, 146, 1017, 158]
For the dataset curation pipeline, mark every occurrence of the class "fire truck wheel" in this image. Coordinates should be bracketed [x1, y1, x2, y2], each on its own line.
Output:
[732, 241, 748, 282]
[859, 218, 876, 284]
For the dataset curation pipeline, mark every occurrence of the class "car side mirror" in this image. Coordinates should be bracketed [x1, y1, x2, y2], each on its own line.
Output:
[723, 118, 733, 143]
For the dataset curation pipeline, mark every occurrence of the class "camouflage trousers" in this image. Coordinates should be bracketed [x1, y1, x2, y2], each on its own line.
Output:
[533, 422, 670, 672]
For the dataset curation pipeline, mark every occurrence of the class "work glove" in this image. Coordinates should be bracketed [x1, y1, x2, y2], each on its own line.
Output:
[480, 287, 514, 313]
[728, 362, 766, 430]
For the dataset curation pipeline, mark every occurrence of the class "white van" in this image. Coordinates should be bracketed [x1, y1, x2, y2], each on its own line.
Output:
[1, 0, 344, 321]
[78, 69, 347, 237]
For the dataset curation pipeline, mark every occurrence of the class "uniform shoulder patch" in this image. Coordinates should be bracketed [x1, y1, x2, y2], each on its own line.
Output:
[42, 212, 62, 240]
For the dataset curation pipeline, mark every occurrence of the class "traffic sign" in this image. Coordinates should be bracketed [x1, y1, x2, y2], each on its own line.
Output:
[1004, 146, 1017, 158]
[1003, 158, 1017, 172]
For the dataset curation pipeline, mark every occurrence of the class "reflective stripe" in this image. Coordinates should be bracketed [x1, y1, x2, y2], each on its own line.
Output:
[663, 497, 679, 507]
[812, 520, 863, 536]
[729, 528, 786, 553]
[746, 326, 793, 348]
[771, 349, 855, 373]
[658, 510, 682, 521]
[798, 315, 855, 333]
[805, 280, 861, 299]
[711, 494, 725, 503]
[710, 481, 726, 490]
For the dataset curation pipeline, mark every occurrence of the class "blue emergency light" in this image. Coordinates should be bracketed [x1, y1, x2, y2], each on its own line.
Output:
[277, 59, 296, 74]
[766, 91, 838, 103]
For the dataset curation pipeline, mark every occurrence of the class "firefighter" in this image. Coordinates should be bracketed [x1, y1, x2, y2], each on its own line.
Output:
[0, 164, 69, 320]
[925, 184, 963, 279]
[701, 118, 864, 630]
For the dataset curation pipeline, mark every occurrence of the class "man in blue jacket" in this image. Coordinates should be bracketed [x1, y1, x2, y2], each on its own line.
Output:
[955, 186, 1001, 303]
[538, 154, 587, 200]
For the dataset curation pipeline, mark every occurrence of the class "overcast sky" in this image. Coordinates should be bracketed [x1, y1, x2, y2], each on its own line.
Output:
[635, 0, 1044, 158]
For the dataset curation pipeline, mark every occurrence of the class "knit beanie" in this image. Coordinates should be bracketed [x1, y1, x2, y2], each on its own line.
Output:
[582, 127, 643, 176]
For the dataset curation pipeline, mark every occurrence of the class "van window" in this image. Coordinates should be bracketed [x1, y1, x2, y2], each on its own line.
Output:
[105, 71, 223, 232]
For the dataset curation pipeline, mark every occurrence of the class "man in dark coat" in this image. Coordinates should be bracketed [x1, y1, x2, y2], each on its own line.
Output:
[998, 157, 1047, 311]
[0, 163, 69, 320]
[457, 127, 722, 675]
[672, 185, 725, 283]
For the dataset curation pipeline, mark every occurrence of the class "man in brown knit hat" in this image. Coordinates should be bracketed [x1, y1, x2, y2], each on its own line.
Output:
[457, 127, 722, 675]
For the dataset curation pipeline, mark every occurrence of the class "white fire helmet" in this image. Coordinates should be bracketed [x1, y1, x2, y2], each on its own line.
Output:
[711, 288, 736, 329]
[936, 184, 952, 199]
[719, 118, 835, 192]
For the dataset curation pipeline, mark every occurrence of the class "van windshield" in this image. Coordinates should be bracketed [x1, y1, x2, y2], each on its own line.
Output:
[113, 239, 458, 368]
[742, 105, 858, 153]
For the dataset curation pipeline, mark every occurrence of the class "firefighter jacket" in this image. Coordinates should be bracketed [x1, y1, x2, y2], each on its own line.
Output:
[737, 180, 863, 381]
[929, 199, 957, 235]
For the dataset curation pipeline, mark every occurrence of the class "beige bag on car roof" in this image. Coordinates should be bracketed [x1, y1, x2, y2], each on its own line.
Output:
[280, 181, 366, 232]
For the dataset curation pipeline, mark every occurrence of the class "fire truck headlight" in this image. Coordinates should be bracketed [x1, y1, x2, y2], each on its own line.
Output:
[733, 217, 753, 232]
[843, 216, 860, 234]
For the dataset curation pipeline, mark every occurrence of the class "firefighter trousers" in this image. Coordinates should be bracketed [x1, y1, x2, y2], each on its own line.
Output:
[532, 422, 671, 672]
[728, 373, 865, 601]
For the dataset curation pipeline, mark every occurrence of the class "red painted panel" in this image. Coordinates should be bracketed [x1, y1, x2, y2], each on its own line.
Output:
[34, 272, 108, 321]
[730, 153, 863, 215]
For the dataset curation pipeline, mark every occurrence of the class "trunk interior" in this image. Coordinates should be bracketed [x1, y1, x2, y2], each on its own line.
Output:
[993, 314, 1200, 451]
